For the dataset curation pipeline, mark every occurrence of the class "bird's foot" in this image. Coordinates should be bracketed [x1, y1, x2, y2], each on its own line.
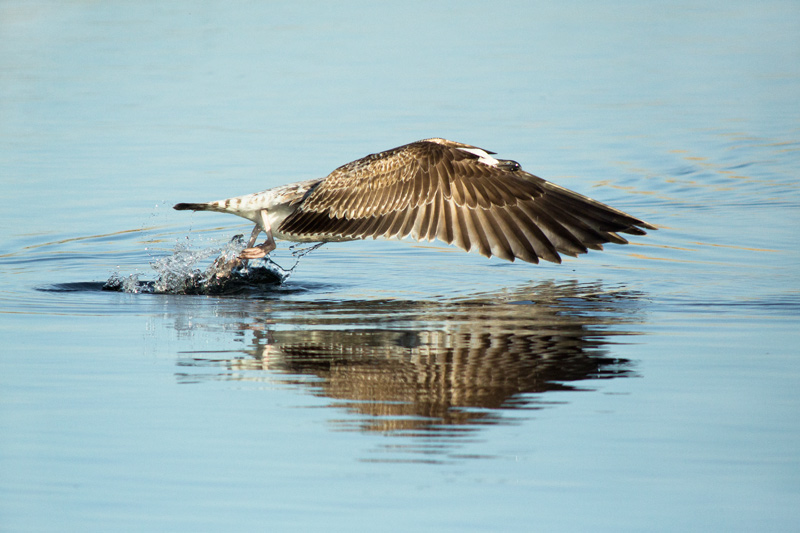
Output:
[240, 241, 276, 260]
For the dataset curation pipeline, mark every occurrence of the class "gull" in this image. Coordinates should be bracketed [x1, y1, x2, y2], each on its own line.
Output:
[174, 138, 655, 264]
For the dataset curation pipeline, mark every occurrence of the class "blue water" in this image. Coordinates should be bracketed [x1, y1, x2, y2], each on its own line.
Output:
[2, 1, 799, 531]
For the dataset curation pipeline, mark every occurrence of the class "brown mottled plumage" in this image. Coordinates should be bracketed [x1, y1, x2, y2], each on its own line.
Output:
[174, 138, 655, 264]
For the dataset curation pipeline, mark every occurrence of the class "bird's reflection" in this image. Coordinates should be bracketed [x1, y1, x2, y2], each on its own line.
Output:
[175, 281, 646, 447]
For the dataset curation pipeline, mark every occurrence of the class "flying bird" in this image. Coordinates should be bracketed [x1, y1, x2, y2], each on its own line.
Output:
[174, 138, 655, 264]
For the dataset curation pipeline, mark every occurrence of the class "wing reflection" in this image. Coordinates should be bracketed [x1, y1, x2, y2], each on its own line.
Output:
[177, 281, 645, 440]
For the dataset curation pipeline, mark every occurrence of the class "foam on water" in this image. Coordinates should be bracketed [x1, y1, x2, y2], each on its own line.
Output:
[104, 236, 287, 295]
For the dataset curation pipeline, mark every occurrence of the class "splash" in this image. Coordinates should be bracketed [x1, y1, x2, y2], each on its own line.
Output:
[104, 236, 289, 295]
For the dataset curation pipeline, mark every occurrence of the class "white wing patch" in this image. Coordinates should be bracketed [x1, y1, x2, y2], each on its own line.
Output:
[457, 147, 500, 167]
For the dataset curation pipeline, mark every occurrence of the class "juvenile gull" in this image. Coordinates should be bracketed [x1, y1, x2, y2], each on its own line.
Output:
[174, 138, 655, 264]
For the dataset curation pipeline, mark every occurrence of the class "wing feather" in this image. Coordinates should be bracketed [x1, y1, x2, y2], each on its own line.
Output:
[410, 202, 430, 241]
[398, 205, 419, 239]
[464, 208, 491, 258]
[491, 209, 542, 264]
[474, 209, 513, 261]
[451, 200, 470, 252]
[424, 191, 441, 242]
[437, 191, 454, 245]
[374, 211, 397, 238]
[507, 204, 580, 259]
[389, 208, 411, 239]
[276, 139, 654, 263]
[435, 162, 452, 200]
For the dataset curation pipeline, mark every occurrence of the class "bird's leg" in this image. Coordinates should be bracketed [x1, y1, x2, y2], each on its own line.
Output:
[230, 225, 264, 271]
[240, 210, 276, 260]
[245, 224, 262, 248]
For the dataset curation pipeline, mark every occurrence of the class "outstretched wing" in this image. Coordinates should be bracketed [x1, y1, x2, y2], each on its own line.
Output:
[277, 138, 655, 263]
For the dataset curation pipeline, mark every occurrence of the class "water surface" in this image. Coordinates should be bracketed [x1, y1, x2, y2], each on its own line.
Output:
[1, 1, 799, 531]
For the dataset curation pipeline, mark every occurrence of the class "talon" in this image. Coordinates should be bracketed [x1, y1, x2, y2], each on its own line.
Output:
[240, 247, 267, 260]
[240, 241, 276, 260]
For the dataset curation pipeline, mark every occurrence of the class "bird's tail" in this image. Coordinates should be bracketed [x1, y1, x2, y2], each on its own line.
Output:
[173, 193, 269, 223]
[174, 202, 214, 211]
[173, 200, 238, 213]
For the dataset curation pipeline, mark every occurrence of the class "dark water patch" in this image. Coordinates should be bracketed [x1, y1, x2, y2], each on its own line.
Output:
[103, 263, 285, 296]
[35, 271, 333, 300]
[37, 281, 109, 292]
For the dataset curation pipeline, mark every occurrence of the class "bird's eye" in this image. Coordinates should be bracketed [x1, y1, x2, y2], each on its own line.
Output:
[498, 159, 521, 171]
